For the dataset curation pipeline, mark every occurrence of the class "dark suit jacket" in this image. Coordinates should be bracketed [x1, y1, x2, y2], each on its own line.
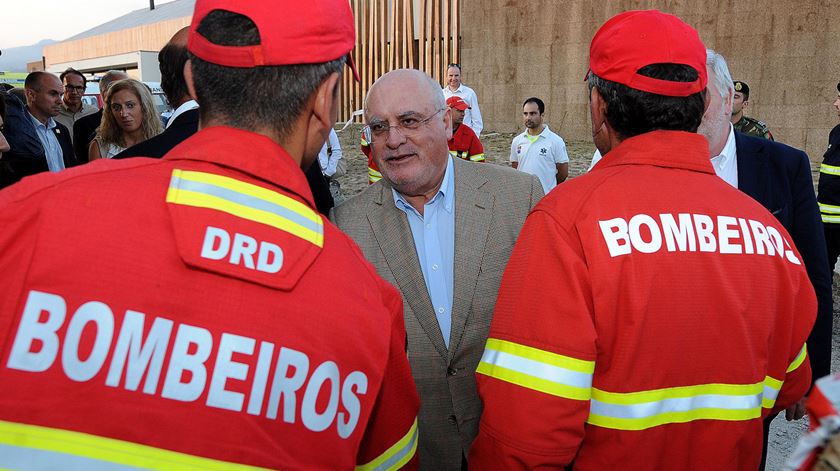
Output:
[735, 131, 833, 380]
[114, 108, 199, 159]
[332, 159, 543, 470]
[73, 108, 102, 164]
[0, 119, 76, 189]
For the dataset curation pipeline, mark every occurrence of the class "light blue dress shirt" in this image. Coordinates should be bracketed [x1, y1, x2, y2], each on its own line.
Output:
[393, 156, 456, 348]
[28, 111, 64, 172]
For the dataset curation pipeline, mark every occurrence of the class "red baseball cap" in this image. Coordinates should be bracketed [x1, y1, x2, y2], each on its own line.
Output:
[188, 0, 360, 81]
[587, 10, 706, 97]
[446, 96, 470, 111]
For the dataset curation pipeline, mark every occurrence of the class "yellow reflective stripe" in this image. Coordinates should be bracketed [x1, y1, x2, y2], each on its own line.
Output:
[368, 167, 382, 183]
[166, 169, 324, 247]
[587, 407, 760, 431]
[0, 420, 270, 470]
[588, 382, 769, 431]
[590, 382, 762, 405]
[787, 343, 807, 373]
[821, 163, 840, 176]
[819, 203, 840, 214]
[476, 338, 594, 400]
[822, 214, 840, 224]
[469, 153, 485, 162]
[356, 418, 418, 471]
[485, 339, 595, 373]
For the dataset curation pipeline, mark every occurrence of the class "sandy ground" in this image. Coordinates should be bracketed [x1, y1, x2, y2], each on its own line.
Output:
[331, 125, 834, 470]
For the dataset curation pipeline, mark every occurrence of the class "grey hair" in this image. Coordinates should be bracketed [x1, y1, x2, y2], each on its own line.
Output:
[99, 70, 129, 96]
[364, 69, 446, 116]
[706, 49, 734, 102]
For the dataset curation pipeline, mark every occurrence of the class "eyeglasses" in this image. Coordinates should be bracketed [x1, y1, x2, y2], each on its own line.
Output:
[364, 109, 445, 142]
[65, 85, 85, 93]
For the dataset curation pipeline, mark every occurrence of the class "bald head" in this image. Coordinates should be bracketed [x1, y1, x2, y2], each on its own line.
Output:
[365, 69, 445, 118]
[363, 68, 452, 202]
[159, 26, 192, 107]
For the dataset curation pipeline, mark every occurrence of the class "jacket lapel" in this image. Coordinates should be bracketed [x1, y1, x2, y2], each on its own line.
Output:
[735, 131, 768, 204]
[367, 183, 450, 359]
[447, 159, 492, 361]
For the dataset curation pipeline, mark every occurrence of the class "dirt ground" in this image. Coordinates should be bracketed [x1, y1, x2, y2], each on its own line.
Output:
[331, 125, 834, 470]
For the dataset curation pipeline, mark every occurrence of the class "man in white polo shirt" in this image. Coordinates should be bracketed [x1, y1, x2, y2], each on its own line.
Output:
[510, 97, 569, 193]
[442, 63, 483, 137]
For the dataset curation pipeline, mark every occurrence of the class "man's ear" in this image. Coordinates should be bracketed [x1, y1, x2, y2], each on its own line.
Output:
[310, 72, 341, 132]
[443, 107, 453, 140]
[183, 59, 197, 100]
[590, 87, 608, 133]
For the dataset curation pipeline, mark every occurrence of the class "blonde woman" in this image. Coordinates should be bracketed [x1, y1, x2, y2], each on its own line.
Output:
[89, 79, 162, 160]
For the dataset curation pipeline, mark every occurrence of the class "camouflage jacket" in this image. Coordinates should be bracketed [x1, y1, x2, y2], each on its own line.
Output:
[733, 116, 774, 140]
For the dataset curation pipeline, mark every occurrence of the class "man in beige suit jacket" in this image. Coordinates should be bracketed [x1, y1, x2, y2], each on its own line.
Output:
[331, 69, 543, 470]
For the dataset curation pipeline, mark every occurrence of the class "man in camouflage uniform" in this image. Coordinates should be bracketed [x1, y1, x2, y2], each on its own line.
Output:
[731, 80, 774, 140]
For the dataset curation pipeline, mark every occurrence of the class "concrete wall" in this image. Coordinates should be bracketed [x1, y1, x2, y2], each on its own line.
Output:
[461, 0, 840, 159]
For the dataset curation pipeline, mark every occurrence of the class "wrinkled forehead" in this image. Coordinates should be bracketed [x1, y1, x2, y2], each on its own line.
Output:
[366, 77, 438, 120]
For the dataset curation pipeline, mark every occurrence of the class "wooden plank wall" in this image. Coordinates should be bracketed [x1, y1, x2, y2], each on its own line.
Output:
[341, 0, 460, 123]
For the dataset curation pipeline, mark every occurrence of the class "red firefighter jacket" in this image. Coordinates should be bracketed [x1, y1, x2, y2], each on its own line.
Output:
[470, 131, 815, 470]
[0, 126, 419, 470]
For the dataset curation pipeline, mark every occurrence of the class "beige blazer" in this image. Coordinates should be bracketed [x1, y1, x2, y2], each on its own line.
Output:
[332, 158, 543, 470]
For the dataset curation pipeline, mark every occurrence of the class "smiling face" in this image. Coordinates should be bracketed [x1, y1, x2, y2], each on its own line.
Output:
[109, 88, 143, 134]
[365, 70, 452, 197]
[446, 66, 461, 90]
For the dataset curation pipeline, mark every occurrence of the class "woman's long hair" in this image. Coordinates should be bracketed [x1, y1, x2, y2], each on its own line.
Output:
[97, 79, 162, 148]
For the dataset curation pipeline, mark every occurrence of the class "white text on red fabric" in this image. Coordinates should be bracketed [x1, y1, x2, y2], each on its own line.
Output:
[5, 290, 367, 439]
[598, 213, 801, 265]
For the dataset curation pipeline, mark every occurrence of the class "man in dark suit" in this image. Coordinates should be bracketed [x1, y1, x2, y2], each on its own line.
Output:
[115, 27, 198, 160]
[0, 72, 76, 188]
[701, 49, 832, 470]
[72, 70, 128, 163]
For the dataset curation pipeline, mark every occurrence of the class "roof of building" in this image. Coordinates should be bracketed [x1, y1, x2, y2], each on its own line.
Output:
[65, 0, 195, 42]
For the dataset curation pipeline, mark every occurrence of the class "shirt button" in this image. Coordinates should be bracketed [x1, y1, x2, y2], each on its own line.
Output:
[426, 223, 432, 229]
[432, 264, 439, 270]
[438, 307, 445, 314]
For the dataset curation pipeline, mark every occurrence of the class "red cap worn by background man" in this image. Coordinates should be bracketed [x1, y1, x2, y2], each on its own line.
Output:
[587, 9, 707, 97]
[446, 95, 470, 110]
[188, 0, 360, 80]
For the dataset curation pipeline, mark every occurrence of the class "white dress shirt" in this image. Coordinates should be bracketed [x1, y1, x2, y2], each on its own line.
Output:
[28, 111, 64, 172]
[442, 84, 483, 137]
[709, 124, 738, 188]
[318, 129, 343, 177]
[166, 100, 199, 130]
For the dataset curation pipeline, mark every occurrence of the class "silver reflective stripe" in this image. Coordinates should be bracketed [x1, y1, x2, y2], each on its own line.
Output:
[590, 392, 761, 420]
[480, 348, 592, 389]
[763, 383, 780, 401]
[0, 443, 147, 471]
[368, 424, 419, 471]
[170, 175, 322, 234]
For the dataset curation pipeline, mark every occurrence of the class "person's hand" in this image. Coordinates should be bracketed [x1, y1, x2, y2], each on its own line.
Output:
[785, 397, 807, 421]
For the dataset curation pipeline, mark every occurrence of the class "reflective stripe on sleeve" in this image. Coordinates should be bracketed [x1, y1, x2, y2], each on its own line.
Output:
[819, 203, 840, 215]
[822, 214, 840, 224]
[476, 338, 594, 400]
[356, 418, 418, 471]
[166, 169, 324, 247]
[0, 420, 270, 470]
[469, 153, 485, 162]
[820, 163, 840, 176]
[786, 343, 808, 373]
[368, 167, 382, 183]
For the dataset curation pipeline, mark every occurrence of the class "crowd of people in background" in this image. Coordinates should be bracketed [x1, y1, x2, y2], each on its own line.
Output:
[2, 2, 840, 471]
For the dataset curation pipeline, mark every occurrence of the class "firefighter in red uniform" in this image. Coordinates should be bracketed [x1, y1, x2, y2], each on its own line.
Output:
[470, 10, 815, 470]
[446, 96, 485, 162]
[0, 1, 419, 470]
[361, 127, 381, 184]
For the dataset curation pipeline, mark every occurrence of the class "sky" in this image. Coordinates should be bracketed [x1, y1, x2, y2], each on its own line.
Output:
[0, 0, 177, 49]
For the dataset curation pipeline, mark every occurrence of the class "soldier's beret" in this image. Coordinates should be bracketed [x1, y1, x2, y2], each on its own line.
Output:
[733, 80, 750, 98]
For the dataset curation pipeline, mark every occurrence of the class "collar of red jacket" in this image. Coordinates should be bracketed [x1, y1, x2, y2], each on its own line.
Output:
[597, 130, 715, 175]
[164, 125, 315, 207]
